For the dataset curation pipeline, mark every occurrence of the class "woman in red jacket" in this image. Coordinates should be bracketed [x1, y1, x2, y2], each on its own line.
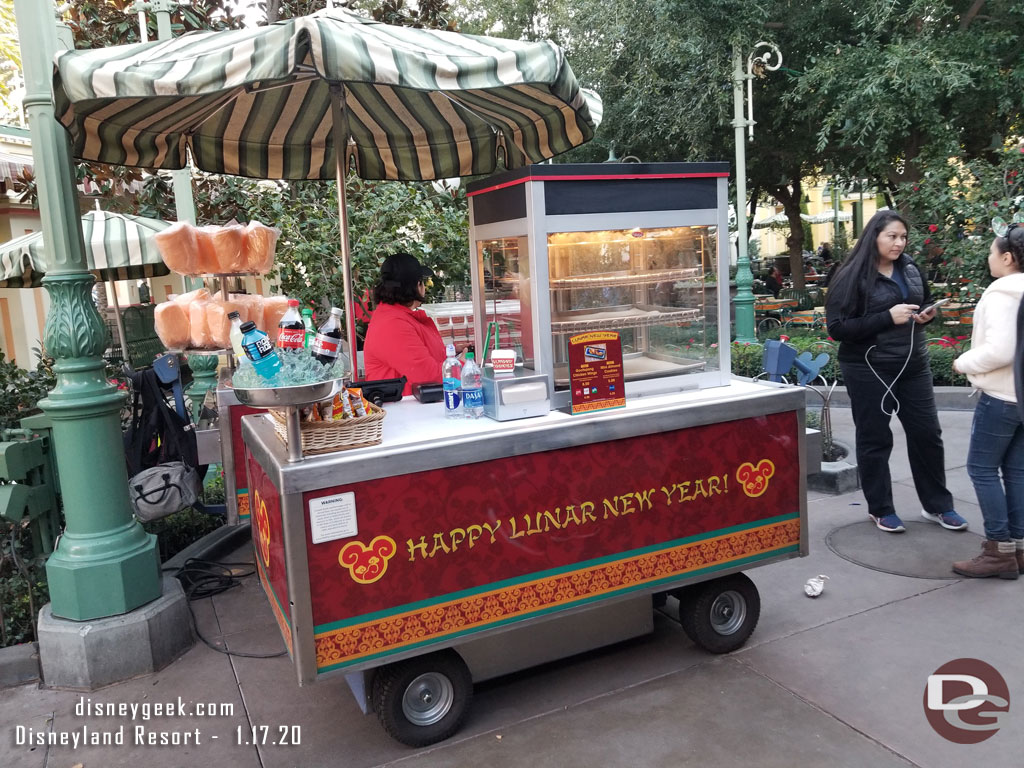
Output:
[363, 252, 446, 395]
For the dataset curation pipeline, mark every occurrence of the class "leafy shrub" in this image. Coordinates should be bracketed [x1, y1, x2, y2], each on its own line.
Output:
[142, 507, 225, 563]
[0, 527, 49, 648]
[0, 351, 56, 431]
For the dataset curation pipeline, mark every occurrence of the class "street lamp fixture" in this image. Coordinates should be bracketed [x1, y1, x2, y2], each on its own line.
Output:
[732, 41, 782, 343]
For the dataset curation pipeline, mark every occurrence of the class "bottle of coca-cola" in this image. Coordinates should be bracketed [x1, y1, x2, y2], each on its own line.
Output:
[311, 307, 345, 365]
[276, 299, 305, 350]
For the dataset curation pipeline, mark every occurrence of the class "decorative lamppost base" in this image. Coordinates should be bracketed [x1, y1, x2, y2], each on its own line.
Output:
[36, 575, 194, 690]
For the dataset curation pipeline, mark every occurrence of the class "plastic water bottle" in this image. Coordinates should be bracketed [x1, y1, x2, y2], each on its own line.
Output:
[228, 311, 245, 359]
[301, 307, 315, 348]
[240, 321, 281, 379]
[442, 344, 462, 418]
[460, 351, 484, 419]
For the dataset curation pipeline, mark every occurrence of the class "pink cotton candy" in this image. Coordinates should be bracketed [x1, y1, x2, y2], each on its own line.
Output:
[154, 222, 198, 275]
[229, 293, 263, 326]
[245, 221, 281, 275]
[206, 299, 244, 349]
[154, 301, 190, 349]
[188, 300, 213, 348]
[262, 296, 291, 343]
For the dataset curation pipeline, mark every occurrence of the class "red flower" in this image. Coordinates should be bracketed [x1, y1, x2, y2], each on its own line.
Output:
[780, 335, 790, 342]
[924, 238, 931, 245]
[928, 224, 938, 233]
[914, 185, 920, 191]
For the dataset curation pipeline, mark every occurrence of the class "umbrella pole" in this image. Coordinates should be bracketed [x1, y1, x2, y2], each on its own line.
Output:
[330, 84, 360, 378]
[108, 278, 129, 363]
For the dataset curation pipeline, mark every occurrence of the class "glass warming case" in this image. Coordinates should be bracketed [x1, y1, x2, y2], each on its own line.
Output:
[467, 163, 731, 409]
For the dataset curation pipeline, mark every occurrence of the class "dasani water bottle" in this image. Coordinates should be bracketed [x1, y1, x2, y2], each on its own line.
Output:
[460, 351, 484, 419]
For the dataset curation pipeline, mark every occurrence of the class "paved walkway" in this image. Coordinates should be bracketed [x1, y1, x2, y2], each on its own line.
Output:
[4, 406, 1022, 768]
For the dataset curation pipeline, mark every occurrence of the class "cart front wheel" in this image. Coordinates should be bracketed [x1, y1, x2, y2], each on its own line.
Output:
[675, 573, 760, 654]
[371, 650, 472, 747]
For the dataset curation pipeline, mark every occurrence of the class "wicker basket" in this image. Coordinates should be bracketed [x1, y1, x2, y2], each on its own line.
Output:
[270, 401, 385, 456]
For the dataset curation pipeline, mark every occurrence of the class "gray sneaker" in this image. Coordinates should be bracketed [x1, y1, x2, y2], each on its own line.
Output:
[921, 509, 969, 531]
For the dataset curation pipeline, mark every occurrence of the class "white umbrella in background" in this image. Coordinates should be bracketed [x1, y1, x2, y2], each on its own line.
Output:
[0, 204, 171, 352]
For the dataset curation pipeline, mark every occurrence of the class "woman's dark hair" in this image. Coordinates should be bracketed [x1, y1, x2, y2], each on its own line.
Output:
[373, 279, 421, 306]
[825, 209, 909, 317]
[994, 225, 1024, 271]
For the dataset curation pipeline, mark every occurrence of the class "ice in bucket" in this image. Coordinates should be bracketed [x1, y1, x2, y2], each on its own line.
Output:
[489, 349, 517, 375]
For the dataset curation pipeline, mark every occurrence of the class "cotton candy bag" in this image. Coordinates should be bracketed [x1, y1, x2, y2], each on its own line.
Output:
[154, 222, 198, 275]
[154, 301, 190, 349]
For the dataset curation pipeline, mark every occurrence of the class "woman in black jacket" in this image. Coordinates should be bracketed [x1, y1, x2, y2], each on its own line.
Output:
[825, 210, 968, 534]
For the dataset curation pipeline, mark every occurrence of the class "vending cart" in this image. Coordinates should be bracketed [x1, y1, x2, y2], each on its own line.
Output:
[240, 163, 808, 747]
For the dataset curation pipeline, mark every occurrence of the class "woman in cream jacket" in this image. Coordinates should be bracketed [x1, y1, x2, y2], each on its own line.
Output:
[952, 226, 1024, 578]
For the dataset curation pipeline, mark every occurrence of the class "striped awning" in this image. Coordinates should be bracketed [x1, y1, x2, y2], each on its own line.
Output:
[0, 209, 171, 288]
[0, 150, 33, 184]
[51, 8, 601, 181]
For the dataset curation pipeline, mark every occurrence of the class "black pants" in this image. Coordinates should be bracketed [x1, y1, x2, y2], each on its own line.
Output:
[840, 355, 954, 519]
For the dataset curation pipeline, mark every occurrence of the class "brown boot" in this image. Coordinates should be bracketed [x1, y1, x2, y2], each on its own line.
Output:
[1015, 539, 1024, 575]
[952, 540, 1019, 579]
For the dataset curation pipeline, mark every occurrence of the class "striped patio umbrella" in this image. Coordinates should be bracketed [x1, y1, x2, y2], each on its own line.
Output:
[51, 7, 602, 363]
[0, 207, 171, 350]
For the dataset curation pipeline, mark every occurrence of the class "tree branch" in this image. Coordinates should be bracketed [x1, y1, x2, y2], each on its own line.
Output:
[960, 0, 987, 30]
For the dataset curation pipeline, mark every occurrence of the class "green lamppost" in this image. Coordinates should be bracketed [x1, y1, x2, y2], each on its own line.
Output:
[14, 0, 160, 619]
[731, 41, 782, 343]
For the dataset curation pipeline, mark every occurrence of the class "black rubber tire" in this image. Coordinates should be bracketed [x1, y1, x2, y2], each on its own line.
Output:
[371, 650, 472, 747]
[676, 573, 760, 654]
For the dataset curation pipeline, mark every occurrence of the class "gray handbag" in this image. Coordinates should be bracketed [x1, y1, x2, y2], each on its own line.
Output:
[129, 462, 199, 522]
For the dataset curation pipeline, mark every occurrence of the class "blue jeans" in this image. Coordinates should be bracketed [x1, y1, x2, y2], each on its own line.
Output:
[966, 393, 1024, 541]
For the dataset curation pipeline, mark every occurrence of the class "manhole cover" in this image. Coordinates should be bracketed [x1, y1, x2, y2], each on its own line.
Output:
[826, 520, 983, 579]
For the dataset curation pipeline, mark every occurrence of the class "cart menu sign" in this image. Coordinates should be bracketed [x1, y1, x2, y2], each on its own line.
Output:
[568, 331, 626, 414]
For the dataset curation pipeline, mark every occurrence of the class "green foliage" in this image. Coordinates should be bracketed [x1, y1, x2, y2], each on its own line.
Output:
[0, 525, 48, 648]
[0, 351, 55, 431]
[242, 178, 469, 332]
[729, 341, 766, 378]
[142, 507, 224, 563]
[728, 326, 970, 386]
[900, 146, 1024, 297]
[0, 0, 20, 122]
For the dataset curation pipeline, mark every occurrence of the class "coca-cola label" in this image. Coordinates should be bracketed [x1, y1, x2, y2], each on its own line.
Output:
[312, 334, 340, 358]
[277, 328, 305, 349]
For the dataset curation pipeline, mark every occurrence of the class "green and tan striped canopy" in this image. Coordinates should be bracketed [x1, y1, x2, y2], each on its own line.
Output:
[52, 8, 602, 181]
[0, 209, 171, 288]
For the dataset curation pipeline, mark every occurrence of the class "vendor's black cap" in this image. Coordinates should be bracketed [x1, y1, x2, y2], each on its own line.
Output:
[239, 321, 256, 333]
[380, 252, 433, 286]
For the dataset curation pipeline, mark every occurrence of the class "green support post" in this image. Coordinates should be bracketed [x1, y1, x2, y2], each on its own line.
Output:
[731, 44, 756, 343]
[14, 0, 160, 620]
[186, 353, 220, 422]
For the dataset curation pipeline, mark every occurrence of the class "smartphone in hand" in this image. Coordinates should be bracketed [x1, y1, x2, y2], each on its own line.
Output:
[916, 297, 950, 316]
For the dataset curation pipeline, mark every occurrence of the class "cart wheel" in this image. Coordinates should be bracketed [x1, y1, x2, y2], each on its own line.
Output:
[371, 650, 472, 747]
[676, 574, 760, 654]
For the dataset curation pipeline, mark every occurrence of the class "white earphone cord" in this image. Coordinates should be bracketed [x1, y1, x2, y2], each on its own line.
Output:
[864, 321, 918, 416]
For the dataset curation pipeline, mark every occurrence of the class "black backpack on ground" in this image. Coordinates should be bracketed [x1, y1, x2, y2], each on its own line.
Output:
[123, 366, 206, 521]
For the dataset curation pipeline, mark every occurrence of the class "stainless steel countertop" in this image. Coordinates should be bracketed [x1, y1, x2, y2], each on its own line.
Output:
[241, 378, 805, 494]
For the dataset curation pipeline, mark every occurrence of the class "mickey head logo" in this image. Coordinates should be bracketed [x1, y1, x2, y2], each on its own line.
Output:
[338, 536, 398, 584]
[253, 491, 271, 571]
[736, 459, 775, 498]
